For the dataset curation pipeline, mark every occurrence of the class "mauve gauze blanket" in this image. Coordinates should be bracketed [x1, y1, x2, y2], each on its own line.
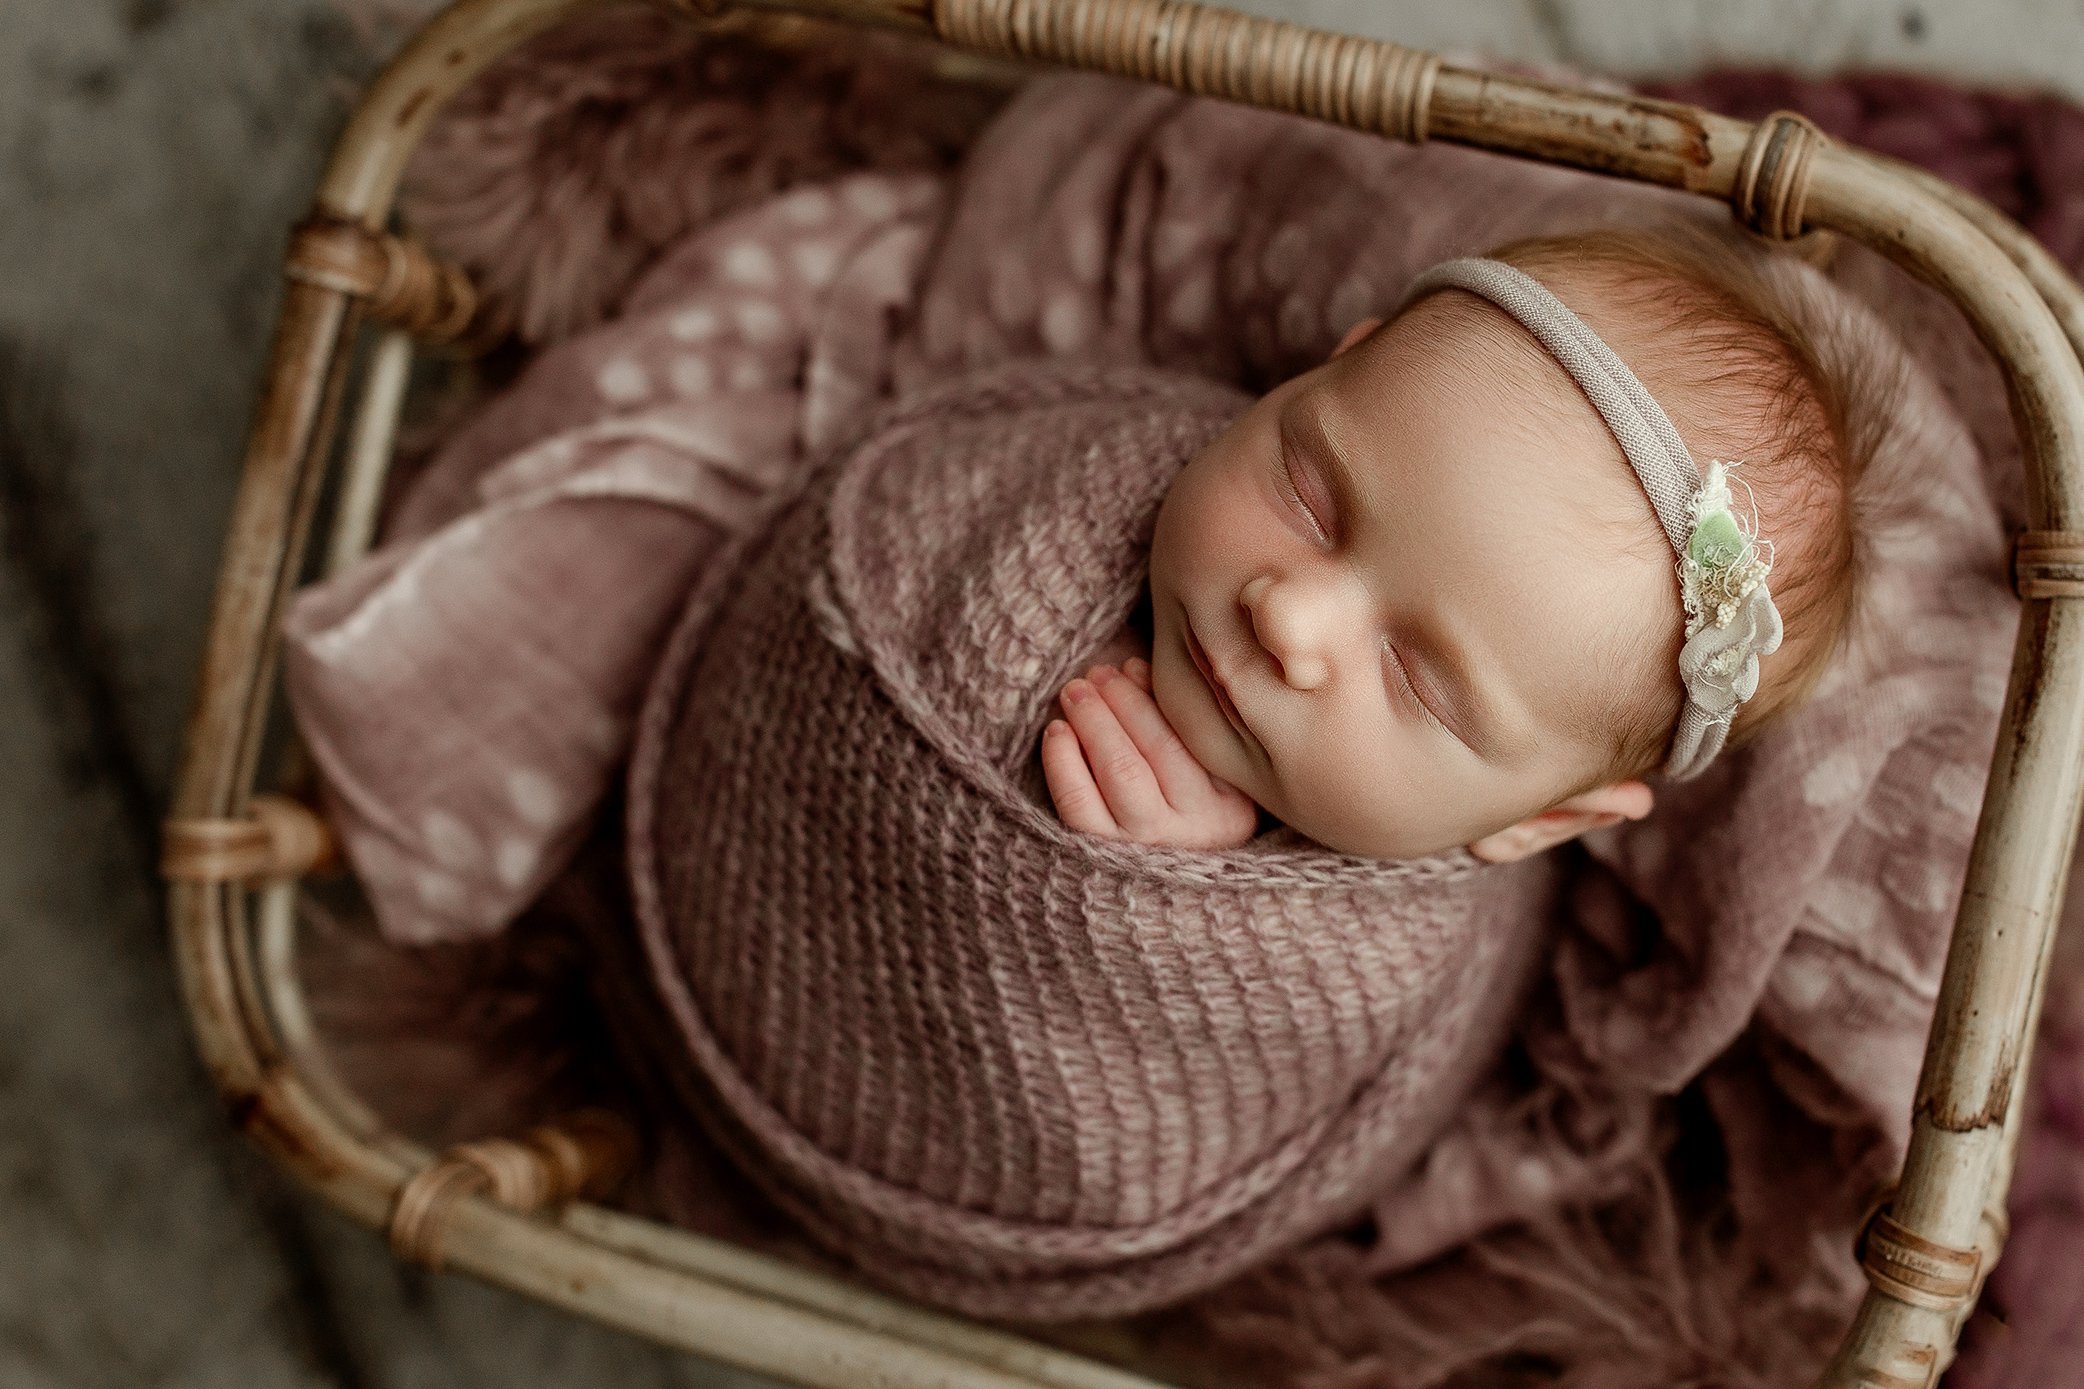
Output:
[284, 13, 2084, 1387]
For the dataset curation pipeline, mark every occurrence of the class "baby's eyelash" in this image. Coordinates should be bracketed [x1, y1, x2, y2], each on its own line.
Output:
[1385, 644, 1452, 736]
[1274, 446, 1334, 543]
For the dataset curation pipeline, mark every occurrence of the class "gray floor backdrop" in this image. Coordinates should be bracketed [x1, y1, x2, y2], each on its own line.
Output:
[3, 2, 2079, 1386]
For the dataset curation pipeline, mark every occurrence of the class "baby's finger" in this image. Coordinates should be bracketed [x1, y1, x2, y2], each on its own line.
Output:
[1123, 656, 1152, 691]
[1042, 719, 1120, 838]
[1061, 677, 1169, 824]
[1088, 664, 1210, 809]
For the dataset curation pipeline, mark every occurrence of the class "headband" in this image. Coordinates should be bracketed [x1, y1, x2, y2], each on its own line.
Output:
[1398, 257, 1783, 780]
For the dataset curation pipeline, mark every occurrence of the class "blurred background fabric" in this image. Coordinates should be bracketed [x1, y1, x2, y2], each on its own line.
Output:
[2, 2, 2081, 1386]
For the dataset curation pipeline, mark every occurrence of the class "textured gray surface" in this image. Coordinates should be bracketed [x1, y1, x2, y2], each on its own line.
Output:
[0, 2, 767, 1385]
[1, 1, 2078, 1386]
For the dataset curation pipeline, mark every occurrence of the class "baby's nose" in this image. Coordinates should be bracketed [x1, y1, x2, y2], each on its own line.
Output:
[1241, 574, 1333, 691]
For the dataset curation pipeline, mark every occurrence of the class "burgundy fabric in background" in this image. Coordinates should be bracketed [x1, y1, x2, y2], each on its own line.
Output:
[1646, 69, 2084, 1389]
[1648, 72, 2084, 271]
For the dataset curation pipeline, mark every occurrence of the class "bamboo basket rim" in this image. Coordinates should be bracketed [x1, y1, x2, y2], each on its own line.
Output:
[161, 2, 2084, 1386]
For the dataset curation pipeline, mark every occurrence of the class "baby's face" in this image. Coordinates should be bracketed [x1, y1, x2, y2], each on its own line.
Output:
[1146, 296, 1681, 859]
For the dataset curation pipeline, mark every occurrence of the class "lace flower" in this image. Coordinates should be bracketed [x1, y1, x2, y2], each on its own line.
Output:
[1676, 460, 1783, 715]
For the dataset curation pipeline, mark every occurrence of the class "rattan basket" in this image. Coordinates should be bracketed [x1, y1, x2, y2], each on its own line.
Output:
[159, 1, 2084, 1385]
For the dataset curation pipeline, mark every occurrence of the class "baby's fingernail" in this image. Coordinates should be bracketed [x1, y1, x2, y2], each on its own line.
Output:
[1090, 665, 1117, 686]
[1125, 657, 1149, 680]
[1064, 680, 1093, 703]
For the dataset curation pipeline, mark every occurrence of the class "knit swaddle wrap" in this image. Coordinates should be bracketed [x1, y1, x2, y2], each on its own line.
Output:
[628, 360, 1559, 1316]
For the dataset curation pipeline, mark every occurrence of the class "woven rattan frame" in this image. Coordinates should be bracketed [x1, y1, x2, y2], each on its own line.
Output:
[162, 1, 2084, 1385]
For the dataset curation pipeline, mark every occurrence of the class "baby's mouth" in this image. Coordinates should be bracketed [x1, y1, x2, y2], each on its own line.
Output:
[1186, 623, 1254, 745]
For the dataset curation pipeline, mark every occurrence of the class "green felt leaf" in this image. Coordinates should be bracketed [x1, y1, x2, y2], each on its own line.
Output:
[1688, 510, 1744, 569]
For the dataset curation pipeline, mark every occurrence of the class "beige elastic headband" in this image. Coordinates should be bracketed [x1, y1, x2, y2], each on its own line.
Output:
[1399, 256, 1783, 780]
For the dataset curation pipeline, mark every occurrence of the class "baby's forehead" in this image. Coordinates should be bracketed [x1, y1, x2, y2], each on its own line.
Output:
[1374, 279, 1637, 402]
[1368, 291, 1581, 424]
[1345, 290, 1658, 520]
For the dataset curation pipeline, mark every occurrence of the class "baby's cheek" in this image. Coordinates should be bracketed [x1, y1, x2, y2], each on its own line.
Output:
[1152, 454, 1249, 580]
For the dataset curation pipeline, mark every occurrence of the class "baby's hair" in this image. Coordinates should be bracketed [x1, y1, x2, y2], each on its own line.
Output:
[1401, 222, 1896, 795]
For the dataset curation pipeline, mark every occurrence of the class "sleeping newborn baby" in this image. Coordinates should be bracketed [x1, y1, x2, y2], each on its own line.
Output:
[1043, 225, 1860, 863]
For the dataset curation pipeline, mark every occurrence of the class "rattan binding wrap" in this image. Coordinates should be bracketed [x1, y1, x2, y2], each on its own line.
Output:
[160, 0, 2084, 1385]
[389, 1111, 639, 1271]
[286, 216, 480, 343]
[939, 0, 1439, 141]
[162, 793, 334, 883]
[1734, 109, 1826, 241]
[1856, 1202, 1986, 1316]
[2014, 529, 2084, 598]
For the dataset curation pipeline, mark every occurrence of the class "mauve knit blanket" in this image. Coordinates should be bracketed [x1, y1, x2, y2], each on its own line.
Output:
[627, 356, 1556, 1316]
[283, 14, 2084, 1386]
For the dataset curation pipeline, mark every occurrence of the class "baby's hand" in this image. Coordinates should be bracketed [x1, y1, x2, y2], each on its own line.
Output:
[1043, 658, 1260, 850]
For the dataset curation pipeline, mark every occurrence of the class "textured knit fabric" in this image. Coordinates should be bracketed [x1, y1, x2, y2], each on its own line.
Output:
[627, 359, 1559, 1315]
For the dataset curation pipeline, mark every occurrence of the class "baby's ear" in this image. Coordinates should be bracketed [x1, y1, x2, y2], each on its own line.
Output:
[1465, 780, 1654, 864]
[1332, 316, 1384, 359]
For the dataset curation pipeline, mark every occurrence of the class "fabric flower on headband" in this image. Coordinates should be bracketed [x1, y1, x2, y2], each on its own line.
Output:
[1677, 460, 1784, 718]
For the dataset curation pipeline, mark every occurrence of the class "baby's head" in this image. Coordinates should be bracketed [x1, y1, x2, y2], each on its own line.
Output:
[1147, 224, 1880, 862]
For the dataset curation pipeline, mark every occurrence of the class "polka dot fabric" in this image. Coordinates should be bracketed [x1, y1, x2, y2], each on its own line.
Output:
[286, 169, 947, 942]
